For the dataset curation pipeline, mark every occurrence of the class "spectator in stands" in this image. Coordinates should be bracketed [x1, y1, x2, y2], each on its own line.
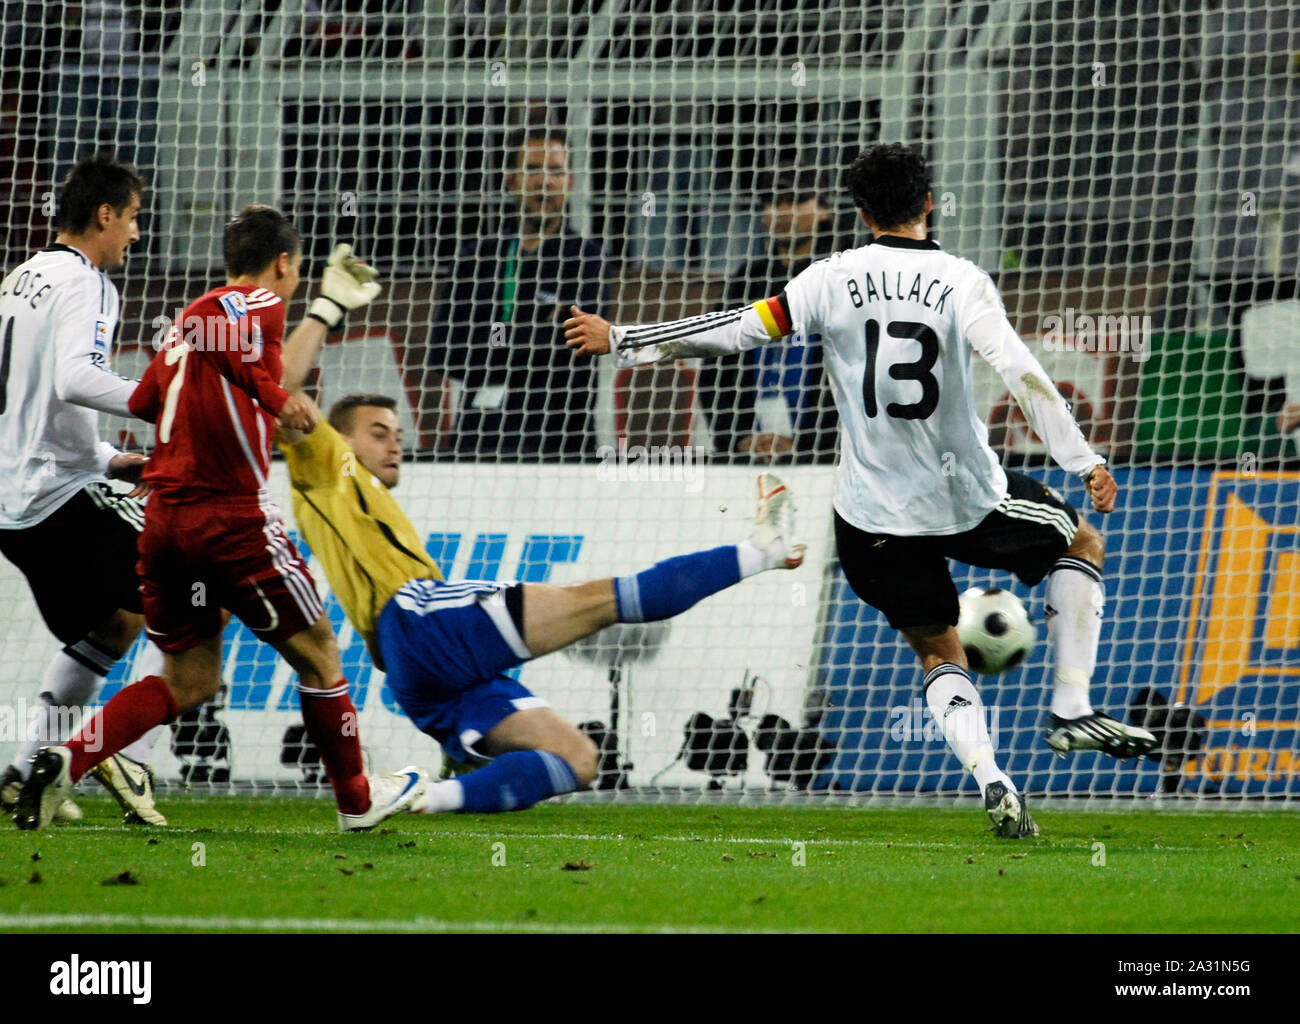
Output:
[696, 169, 846, 463]
[425, 125, 609, 460]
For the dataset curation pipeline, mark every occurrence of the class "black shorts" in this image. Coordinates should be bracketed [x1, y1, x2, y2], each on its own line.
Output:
[0, 483, 144, 645]
[835, 470, 1080, 631]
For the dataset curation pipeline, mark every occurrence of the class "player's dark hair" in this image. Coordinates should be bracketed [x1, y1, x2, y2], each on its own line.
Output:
[223, 205, 302, 277]
[329, 393, 398, 434]
[504, 124, 568, 176]
[843, 143, 931, 231]
[55, 154, 144, 234]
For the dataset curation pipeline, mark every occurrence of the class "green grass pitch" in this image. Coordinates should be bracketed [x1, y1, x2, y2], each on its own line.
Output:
[1, 796, 1295, 933]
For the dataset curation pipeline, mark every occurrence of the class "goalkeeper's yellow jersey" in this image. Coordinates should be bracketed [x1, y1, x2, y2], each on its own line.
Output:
[279, 422, 441, 665]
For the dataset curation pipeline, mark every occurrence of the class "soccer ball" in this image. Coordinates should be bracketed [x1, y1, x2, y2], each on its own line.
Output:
[956, 587, 1035, 675]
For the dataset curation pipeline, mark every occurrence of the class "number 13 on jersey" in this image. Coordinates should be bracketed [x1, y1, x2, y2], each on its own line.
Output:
[862, 318, 941, 421]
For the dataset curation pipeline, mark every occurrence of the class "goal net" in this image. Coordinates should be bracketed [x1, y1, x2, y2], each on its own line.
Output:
[1, 0, 1297, 805]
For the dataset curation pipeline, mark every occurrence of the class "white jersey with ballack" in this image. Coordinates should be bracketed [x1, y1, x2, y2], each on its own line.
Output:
[0, 244, 136, 528]
[611, 235, 1103, 536]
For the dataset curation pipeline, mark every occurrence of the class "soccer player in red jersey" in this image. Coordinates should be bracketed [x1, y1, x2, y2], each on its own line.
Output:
[15, 206, 425, 831]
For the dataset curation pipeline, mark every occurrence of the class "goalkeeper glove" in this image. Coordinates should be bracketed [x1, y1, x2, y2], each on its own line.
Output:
[308, 243, 382, 330]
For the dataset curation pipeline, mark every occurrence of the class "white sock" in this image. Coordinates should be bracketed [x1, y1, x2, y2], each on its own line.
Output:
[924, 663, 1014, 793]
[121, 725, 167, 765]
[11, 647, 105, 778]
[413, 779, 464, 814]
[133, 640, 166, 680]
[735, 539, 767, 577]
[737, 536, 796, 576]
[1045, 558, 1103, 719]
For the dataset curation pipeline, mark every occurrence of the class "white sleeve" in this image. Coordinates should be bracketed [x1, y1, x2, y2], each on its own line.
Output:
[96, 440, 121, 477]
[611, 260, 825, 368]
[964, 276, 1104, 479]
[611, 304, 768, 366]
[50, 281, 136, 417]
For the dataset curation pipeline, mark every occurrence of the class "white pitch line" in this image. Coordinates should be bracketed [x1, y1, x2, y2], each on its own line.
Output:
[0, 913, 814, 935]
[32, 825, 966, 849]
[417, 830, 974, 849]
[16, 825, 1198, 850]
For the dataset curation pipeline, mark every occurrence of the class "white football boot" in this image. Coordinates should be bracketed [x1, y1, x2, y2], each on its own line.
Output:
[89, 752, 168, 826]
[338, 766, 428, 832]
[3, 763, 80, 822]
[750, 473, 806, 570]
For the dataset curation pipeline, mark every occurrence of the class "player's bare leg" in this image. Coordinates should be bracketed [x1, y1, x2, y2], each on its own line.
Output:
[518, 580, 617, 656]
[1043, 517, 1156, 759]
[414, 707, 599, 814]
[904, 625, 1037, 838]
[479, 709, 599, 785]
[274, 615, 424, 831]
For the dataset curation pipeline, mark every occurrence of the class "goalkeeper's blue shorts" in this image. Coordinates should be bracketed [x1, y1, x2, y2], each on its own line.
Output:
[376, 578, 549, 764]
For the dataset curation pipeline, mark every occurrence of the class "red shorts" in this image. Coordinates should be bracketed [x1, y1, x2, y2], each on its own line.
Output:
[139, 494, 324, 654]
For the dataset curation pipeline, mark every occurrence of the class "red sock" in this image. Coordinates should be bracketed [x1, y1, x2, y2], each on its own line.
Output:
[298, 681, 368, 815]
[66, 675, 178, 782]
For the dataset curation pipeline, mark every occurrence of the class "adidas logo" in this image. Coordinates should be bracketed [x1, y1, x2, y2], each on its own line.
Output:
[944, 695, 971, 718]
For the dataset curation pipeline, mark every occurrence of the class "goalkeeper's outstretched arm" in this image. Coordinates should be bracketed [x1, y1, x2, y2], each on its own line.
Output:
[281, 244, 383, 394]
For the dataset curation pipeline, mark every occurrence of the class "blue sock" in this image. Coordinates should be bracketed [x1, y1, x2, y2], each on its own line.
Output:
[614, 545, 742, 622]
[458, 750, 579, 813]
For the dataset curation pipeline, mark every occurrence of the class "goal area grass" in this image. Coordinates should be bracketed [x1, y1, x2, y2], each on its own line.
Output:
[1, 797, 1295, 934]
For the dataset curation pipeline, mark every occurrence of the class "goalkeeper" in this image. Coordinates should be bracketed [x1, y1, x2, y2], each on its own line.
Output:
[276, 254, 806, 813]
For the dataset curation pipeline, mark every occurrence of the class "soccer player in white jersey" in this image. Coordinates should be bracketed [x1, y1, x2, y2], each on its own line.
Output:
[0, 155, 167, 825]
[565, 143, 1156, 838]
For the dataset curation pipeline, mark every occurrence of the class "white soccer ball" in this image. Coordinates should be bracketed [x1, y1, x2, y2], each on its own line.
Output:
[956, 587, 1035, 675]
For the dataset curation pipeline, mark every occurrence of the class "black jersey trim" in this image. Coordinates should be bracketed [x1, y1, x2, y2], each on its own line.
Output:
[869, 235, 941, 251]
[351, 480, 429, 567]
[42, 243, 90, 265]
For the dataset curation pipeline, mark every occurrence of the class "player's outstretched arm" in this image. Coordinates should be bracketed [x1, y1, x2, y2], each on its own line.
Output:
[565, 293, 795, 367]
[282, 244, 383, 394]
[967, 310, 1115, 510]
[276, 392, 318, 437]
[566, 264, 822, 366]
[280, 317, 328, 397]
